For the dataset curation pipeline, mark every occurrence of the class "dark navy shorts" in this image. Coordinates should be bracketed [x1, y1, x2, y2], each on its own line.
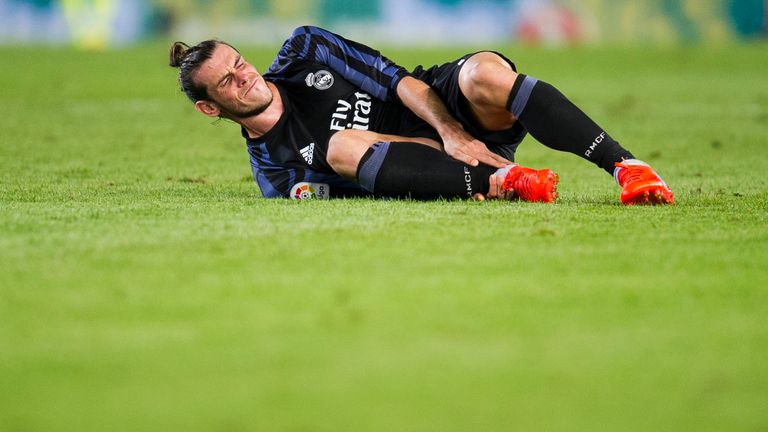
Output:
[412, 51, 528, 162]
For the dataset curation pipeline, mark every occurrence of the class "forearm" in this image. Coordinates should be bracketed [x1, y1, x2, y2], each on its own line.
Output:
[394, 75, 509, 168]
[395, 76, 465, 142]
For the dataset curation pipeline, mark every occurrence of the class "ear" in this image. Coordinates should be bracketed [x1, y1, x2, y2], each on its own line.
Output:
[194, 100, 221, 117]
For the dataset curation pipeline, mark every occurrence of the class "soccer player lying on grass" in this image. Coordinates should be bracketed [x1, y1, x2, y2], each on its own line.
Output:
[168, 25, 673, 205]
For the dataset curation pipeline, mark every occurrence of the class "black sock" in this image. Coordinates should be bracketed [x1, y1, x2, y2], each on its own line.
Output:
[507, 74, 634, 174]
[356, 141, 496, 199]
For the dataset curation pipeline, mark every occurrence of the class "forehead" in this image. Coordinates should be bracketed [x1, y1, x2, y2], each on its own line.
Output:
[194, 44, 240, 86]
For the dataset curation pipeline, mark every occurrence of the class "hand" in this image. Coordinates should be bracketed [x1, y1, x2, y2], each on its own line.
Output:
[442, 127, 511, 168]
[479, 172, 515, 201]
[395, 77, 511, 168]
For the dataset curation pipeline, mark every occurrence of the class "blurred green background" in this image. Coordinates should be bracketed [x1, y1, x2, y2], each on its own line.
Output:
[0, 0, 766, 49]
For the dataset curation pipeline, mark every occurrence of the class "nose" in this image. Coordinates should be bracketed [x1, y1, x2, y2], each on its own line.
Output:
[234, 68, 249, 87]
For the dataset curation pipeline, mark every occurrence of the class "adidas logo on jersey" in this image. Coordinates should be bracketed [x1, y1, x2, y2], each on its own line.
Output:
[300, 143, 315, 165]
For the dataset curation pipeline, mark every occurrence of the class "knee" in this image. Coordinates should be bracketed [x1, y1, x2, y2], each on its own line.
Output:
[327, 130, 368, 178]
[459, 55, 518, 105]
[326, 130, 351, 170]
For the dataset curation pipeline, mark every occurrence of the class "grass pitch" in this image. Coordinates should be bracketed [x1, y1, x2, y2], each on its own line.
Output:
[1, 42, 767, 431]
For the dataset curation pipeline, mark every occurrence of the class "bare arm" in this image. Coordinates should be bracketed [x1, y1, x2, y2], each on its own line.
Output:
[396, 76, 510, 168]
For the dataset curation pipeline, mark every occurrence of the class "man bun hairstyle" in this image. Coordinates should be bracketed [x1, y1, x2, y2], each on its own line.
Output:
[168, 39, 223, 103]
[168, 41, 189, 68]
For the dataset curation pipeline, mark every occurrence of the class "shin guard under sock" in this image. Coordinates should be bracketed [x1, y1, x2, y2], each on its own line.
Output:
[507, 74, 634, 174]
[356, 141, 496, 199]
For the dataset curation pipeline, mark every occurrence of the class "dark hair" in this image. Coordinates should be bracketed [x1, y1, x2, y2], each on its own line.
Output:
[169, 40, 233, 103]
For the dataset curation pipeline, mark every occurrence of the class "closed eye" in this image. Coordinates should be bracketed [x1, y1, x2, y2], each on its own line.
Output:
[217, 55, 242, 88]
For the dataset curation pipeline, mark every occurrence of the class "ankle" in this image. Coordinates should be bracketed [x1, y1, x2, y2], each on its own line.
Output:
[494, 163, 520, 179]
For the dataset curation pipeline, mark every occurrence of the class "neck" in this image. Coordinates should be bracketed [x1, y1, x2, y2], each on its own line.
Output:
[240, 82, 283, 139]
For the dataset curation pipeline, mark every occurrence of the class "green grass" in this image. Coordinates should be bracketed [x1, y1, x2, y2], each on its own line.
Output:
[1, 42, 767, 431]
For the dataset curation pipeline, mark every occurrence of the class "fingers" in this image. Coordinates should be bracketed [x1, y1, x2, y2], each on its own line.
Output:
[485, 173, 516, 201]
[458, 141, 510, 168]
[486, 175, 498, 199]
[489, 151, 512, 166]
[475, 151, 509, 168]
[446, 148, 480, 167]
[473, 141, 512, 168]
[486, 174, 503, 199]
[444, 135, 512, 168]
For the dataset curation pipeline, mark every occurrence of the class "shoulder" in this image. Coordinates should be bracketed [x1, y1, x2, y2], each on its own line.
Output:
[280, 25, 327, 50]
[286, 25, 331, 39]
[267, 26, 331, 75]
[281, 25, 350, 52]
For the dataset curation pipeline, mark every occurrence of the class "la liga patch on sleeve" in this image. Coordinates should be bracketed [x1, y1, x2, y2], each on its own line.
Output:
[290, 182, 330, 200]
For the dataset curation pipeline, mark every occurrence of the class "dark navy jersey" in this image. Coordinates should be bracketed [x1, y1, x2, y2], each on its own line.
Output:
[244, 25, 432, 199]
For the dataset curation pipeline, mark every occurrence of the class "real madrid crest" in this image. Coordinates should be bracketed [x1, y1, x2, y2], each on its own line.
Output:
[304, 70, 334, 90]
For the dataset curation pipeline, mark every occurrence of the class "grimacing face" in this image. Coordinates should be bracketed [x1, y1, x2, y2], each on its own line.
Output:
[194, 43, 273, 119]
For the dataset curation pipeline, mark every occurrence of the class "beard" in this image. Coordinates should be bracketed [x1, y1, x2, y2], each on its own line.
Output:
[219, 89, 274, 120]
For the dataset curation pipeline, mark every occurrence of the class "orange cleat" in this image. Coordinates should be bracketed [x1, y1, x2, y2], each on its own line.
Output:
[500, 164, 559, 203]
[614, 160, 674, 205]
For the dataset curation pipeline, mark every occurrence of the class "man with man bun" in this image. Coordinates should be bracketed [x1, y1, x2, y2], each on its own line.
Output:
[169, 26, 673, 204]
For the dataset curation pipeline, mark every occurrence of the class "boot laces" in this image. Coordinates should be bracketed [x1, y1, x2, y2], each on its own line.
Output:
[615, 162, 650, 186]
